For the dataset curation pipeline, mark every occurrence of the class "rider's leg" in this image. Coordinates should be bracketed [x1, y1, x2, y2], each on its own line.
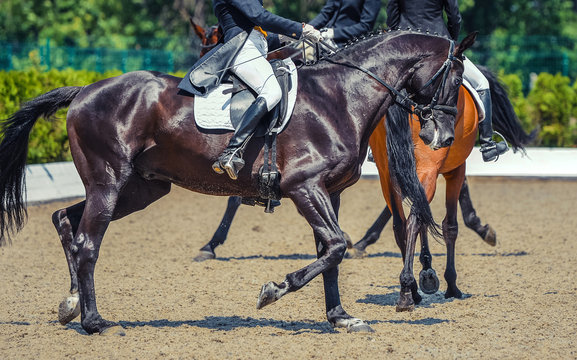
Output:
[213, 30, 282, 179]
[463, 58, 508, 162]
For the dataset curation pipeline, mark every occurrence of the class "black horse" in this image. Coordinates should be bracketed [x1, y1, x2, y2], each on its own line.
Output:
[0, 30, 475, 335]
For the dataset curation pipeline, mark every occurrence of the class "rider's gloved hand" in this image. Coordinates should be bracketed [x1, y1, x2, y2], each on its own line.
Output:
[321, 28, 335, 39]
[302, 23, 322, 43]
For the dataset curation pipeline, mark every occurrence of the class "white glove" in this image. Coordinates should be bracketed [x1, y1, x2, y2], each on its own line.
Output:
[322, 28, 335, 39]
[302, 23, 322, 43]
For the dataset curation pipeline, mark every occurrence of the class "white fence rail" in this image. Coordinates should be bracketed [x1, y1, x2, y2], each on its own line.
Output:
[26, 147, 577, 203]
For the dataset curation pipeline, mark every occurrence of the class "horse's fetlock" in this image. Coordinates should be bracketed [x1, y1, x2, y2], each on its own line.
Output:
[399, 270, 414, 286]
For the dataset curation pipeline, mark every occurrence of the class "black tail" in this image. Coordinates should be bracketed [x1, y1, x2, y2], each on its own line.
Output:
[479, 66, 538, 154]
[0, 86, 82, 245]
[385, 104, 441, 237]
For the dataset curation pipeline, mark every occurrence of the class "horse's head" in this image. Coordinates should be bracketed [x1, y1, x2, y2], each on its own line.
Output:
[190, 19, 222, 57]
[405, 32, 477, 150]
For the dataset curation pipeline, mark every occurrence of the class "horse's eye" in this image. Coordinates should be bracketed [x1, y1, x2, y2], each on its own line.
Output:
[454, 78, 461, 86]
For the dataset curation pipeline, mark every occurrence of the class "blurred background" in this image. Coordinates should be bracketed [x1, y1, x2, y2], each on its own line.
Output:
[1, 0, 577, 165]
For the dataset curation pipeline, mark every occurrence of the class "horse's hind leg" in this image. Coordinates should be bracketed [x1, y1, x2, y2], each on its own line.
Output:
[52, 201, 85, 325]
[256, 186, 373, 332]
[442, 167, 466, 299]
[459, 177, 496, 246]
[67, 176, 170, 335]
[193, 196, 242, 262]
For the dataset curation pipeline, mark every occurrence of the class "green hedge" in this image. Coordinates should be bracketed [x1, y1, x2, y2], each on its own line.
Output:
[500, 72, 577, 147]
[0, 68, 122, 163]
[1, 68, 576, 164]
[0, 68, 185, 164]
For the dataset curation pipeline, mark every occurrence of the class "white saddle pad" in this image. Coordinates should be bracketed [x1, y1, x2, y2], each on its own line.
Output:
[194, 58, 298, 132]
[462, 79, 486, 121]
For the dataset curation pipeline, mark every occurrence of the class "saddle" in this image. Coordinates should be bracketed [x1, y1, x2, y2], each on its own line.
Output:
[193, 58, 298, 134]
[193, 58, 299, 213]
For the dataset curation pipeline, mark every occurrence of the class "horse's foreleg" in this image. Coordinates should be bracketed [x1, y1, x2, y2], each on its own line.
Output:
[52, 201, 85, 325]
[418, 227, 440, 295]
[194, 196, 242, 262]
[459, 177, 496, 246]
[417, 172, 440, 295]
[396, 211, 422, 311]
[257, 187, 372, 332]
[322, 194, 373, 332]
[443, 168, 466, 299]
[347, 206, 392, 258]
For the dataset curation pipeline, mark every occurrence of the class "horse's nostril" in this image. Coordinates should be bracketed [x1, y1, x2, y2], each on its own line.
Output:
[443, 137, 454, 147]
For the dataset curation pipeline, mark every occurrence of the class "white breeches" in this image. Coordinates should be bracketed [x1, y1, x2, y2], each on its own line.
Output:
[463, 57, 490, 91]
[230, 30, 282, 112]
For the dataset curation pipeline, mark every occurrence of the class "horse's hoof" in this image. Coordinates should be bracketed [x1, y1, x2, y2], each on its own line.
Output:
[483, 226, 497, 246]
[193, 250, 215, 262]
[256, 281, 283, 309]
[445, 287, 463, 299]
[419, 268, 440, 295]
[333, 318, 375, 333]
[99, 325, 126, 336]
[58, 292, 81, 325]
[396, 292, 415, 312]
[348, 322, 375, 333]
[345, 247, 366, 259]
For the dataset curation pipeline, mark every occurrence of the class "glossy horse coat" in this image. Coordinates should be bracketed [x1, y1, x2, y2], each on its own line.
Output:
[0, 31, 472, 335]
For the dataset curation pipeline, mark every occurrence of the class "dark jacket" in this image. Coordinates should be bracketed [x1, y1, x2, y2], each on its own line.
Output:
[214, 0, 303, 42]
[179, 0, 303, 96]
[386, 0, 461, 41]
[309, 0, 381, 45]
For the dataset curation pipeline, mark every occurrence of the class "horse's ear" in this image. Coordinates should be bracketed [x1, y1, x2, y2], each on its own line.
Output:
[189, 18, 205, 40]
[454, 31, 478, 59]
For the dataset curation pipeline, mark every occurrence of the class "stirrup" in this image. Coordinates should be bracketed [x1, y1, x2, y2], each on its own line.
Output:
[480, 131, 509, 162]
[212, 161, 225, 174]
[222, 156, 245, 180]
[214, 149, 245, 180]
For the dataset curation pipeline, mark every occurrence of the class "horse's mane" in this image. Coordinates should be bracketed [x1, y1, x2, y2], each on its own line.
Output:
[305, 28, 452, 67]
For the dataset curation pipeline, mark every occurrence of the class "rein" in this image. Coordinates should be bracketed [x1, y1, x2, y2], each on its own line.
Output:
[317, 38, 458, 121]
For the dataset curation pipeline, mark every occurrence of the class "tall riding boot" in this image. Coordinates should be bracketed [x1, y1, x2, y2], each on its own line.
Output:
[213, 97, 269, 179]
[478, 89, 509, 162]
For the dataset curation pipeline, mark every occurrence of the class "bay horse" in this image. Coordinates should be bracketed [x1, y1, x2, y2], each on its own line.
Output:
[348, 65, 537, 260]
[0, 30, 475, 335]
[368, 75, 536, 310]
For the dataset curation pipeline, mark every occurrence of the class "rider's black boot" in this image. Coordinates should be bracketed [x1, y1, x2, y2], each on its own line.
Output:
[213, 97, 269, 179]
[478, 90, 509, 162]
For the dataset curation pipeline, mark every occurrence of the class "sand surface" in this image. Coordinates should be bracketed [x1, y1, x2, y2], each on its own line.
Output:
[1, 177, 576, 359]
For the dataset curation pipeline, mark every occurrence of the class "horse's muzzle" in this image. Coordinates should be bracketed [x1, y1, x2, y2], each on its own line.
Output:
[419, 120, 454, 150]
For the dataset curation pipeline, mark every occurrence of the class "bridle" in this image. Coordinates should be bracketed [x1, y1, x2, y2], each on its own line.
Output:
[317, 37, 459, 123]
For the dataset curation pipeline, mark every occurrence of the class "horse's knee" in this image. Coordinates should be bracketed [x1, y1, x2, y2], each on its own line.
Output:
[326, 241, 347, 264]
[442, 219, 458, 239]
